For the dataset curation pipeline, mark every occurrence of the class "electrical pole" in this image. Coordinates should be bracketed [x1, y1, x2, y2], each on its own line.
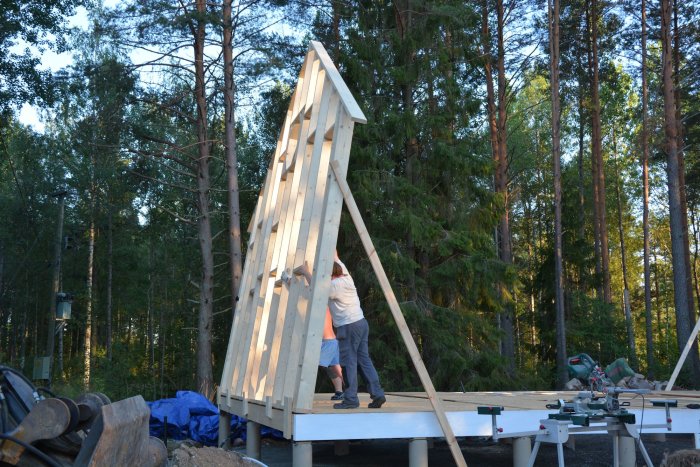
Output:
[46, 189, 67, 386]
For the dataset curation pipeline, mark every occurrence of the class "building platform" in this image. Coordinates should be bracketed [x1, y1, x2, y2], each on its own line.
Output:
[291, 390, 700, 442]
[220, 390, 700, 466]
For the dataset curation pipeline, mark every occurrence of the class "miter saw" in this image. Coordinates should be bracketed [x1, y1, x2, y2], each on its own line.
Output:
[478, 387, 678, 467]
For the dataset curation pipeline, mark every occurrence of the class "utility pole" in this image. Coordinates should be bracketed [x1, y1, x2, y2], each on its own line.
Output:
[46, 189, 67, 386]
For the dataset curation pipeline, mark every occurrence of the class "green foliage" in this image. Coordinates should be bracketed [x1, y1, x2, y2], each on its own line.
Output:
[0, 0, 86, 113]
[310, 0, 524, 389]
[3, 0, 700, 398]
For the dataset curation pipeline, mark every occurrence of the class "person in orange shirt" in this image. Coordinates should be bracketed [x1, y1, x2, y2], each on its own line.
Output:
[319, 307, 344, 400]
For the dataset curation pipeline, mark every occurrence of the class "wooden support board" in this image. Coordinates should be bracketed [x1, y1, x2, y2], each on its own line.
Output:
[330, 161, 467, 467]
[666, 316, 700, 390]
[219, 41, 366, 413]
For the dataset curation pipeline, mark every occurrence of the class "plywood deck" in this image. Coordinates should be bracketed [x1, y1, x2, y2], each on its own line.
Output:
[286, 390, 700, 442]
[310, 390, 700, 412]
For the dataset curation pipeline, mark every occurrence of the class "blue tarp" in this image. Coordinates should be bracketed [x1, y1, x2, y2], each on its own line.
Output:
[147, 390, 282, 446]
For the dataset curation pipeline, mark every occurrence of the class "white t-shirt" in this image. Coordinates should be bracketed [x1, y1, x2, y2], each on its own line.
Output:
[328, 260, 364, 327]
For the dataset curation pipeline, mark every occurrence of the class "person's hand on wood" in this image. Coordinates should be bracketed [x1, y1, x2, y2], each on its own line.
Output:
[294, 260, 312, 284]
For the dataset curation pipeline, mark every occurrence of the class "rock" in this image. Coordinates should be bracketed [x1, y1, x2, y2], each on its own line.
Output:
[565, 378, 584, 391]
[627, 375, 654, 390]
[232, 437, 245, 447]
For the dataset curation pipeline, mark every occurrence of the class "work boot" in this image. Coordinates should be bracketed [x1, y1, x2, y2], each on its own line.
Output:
[331, 391, 344, 400]
[333, 401, 359, 409]
[368, 395, 386, 409]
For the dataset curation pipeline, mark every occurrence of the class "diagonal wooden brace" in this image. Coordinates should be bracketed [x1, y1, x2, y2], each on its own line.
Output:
[330, 160, 468, 467]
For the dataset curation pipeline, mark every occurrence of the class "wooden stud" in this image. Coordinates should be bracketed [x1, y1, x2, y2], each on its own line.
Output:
[265, 396, 273, 419]
[283, 396, 292, 440]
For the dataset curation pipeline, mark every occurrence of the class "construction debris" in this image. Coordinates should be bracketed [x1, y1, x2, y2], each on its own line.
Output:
[563, 378, 582, 390]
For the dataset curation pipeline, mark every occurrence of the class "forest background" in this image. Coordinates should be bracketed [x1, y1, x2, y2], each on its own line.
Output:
[1, 0, 699, 402]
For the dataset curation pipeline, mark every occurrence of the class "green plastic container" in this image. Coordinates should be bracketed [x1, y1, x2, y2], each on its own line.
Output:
[605, 358, 635, 384]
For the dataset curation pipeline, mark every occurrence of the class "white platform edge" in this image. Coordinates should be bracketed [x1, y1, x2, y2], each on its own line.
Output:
[293, 408, 700, 441]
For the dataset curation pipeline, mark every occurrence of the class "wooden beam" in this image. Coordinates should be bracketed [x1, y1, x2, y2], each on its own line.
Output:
[666, 315, 700, 390]
[310, 41, 367, 124]
[329, 160, 468, 467]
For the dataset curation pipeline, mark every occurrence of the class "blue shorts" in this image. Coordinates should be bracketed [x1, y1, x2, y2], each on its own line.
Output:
[319, 339, 340, 367]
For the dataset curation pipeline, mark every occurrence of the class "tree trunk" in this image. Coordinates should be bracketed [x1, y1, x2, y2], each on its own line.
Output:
[661, 0, 700, 385]
[549, 0, 566, 390]
[194, 0, 215, 399]
[692, 210, 700, 335]
[482, 0, 515, 374]
[672, 0, 700, 382]
[0, 245, 5, 358]
[481, 0, 498, 178]
[47, 192, 66, 383]
[482, 0, 501, 358]
[589, 0, 611, 304]
[613, 135, 637, 369]
[148, 254, 155, 401]
[107, 208, 113, 361]
[395, 3, 419, 304]
[585, 2, 602, 300]
[223, 0, 243, 322]
[577, 88, 585, 247]
[495, 0, 515, 375]
[160, 278, 167, 399]
[84, 200, 96, 391]
[19, 298, 27, 371]
[641, 0, 655, 375]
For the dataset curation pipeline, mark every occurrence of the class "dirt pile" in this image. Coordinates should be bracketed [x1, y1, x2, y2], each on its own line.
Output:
[168, 441, 262, 467]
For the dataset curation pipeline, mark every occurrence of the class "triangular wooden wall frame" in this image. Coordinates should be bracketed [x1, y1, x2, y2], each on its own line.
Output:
[219, 41, 366, 413]
[219, 42, 467, 467]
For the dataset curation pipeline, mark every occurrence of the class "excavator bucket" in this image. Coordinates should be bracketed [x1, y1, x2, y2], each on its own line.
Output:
[74, 395, 166, 467]
[1, 366, 166, 466]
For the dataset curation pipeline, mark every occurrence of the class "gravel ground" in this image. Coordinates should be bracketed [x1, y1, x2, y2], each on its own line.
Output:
[224, 434, 699, 466]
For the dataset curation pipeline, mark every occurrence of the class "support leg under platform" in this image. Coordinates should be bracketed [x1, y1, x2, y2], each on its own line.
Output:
[293, 441, 312, 467]
[246, 421, 260, 460]
[618, 436, 636, 467]
[512, 437, 531, 467]
[408, 438, 428, 467]
[218, 411, 231, 449]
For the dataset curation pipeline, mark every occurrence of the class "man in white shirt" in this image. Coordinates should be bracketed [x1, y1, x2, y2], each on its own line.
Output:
[327, 258, 385, 409]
